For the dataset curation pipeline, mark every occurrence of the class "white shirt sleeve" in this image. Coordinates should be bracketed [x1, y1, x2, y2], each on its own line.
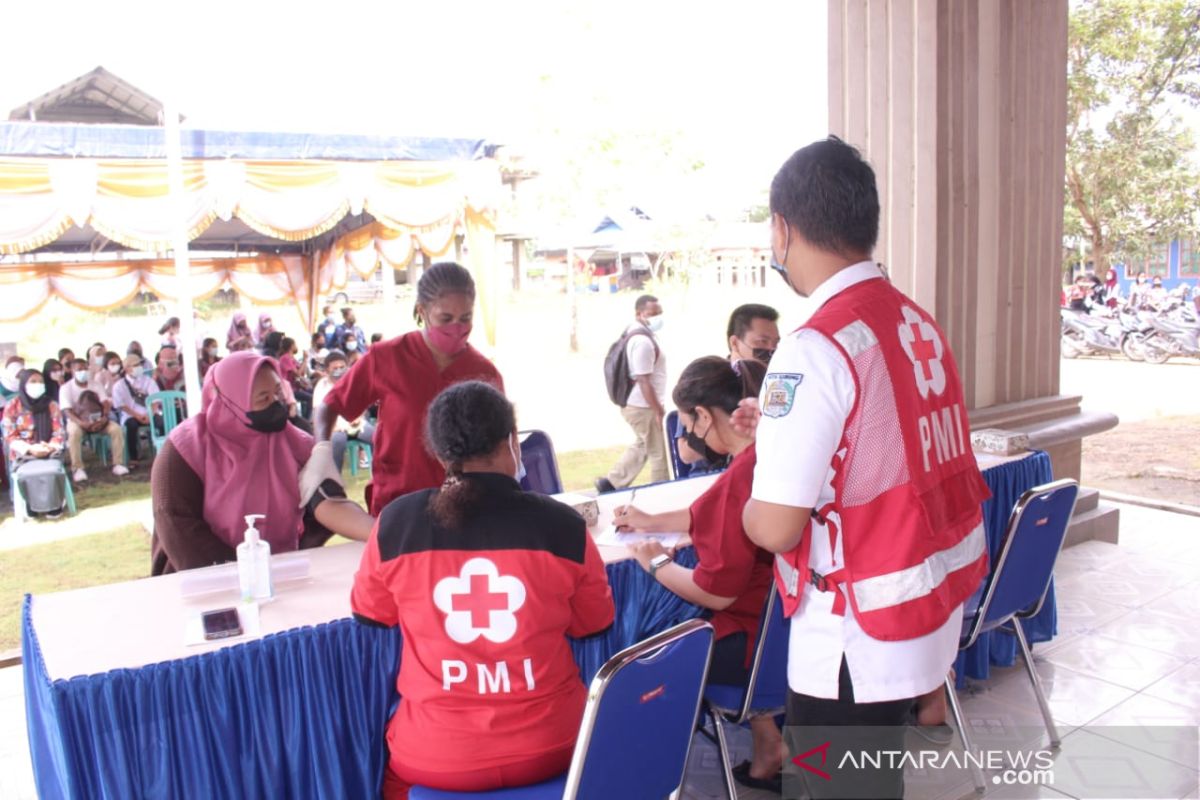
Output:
[752, 329, 856, 508]
[625, 334, 656, 378]
[58, 381, 76, 412]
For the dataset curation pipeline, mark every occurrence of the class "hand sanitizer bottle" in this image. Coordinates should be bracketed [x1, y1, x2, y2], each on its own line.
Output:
[236, 514, 273, 602]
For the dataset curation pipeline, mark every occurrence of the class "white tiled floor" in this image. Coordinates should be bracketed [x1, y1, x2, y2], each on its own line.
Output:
[3, 501, 1197, 799]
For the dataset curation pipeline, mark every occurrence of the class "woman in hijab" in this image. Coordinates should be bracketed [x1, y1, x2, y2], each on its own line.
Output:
[253, 312, 274, 346]
[150, 351, 372, 575]
[41, 358, 64, 404]
[2, 369, 69, 516]
[226, 312, 254, 352]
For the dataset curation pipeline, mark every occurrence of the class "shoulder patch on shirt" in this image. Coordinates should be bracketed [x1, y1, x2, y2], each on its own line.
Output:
[762, 373, 803, 418]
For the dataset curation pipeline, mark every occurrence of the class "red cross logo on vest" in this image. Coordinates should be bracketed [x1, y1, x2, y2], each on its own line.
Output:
[433, 557, 527, 644]
[897, 305, 946, 399]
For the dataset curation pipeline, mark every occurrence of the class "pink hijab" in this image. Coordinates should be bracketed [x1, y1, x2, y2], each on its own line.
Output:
[169, 351, 313, 551]
[226, 312, 252, 350]
[253, 312, 273, 345]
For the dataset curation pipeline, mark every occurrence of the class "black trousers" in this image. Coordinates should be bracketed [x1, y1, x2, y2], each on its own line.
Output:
[784, 658, 914, 800]
[124, 418, 143, 461]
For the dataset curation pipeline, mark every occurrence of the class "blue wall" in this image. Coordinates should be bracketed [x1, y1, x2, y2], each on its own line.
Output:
[1110, 238, 1198, 295]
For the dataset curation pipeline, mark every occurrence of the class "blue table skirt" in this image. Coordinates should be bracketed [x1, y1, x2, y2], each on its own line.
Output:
[22, 550, 704, 800]
[955, 450, 1056, 686]
[23, 454, 1051, 798]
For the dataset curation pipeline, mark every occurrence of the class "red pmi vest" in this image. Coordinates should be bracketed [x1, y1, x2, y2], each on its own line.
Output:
[773, 278, 990, 641]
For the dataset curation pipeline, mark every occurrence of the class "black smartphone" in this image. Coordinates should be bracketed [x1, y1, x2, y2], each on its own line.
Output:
[201, 607, 243, 641]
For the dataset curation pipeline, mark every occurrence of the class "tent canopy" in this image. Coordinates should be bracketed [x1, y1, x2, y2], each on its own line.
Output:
[0, 122, 502, 335]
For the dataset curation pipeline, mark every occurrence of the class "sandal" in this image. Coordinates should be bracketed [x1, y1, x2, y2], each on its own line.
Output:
[731, 760, 783, 793]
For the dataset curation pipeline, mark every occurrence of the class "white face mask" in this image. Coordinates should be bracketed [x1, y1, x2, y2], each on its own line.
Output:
[6, 363, 21, 378]
[206, 347, 218, 357]
[107, 363, 122, 374]
[346, 340, 358, 351]
[92, 355, 105, 366]
[25, 382, 45, 399]
[130, 366, 144, 379]
[74, 370, 89, 383]
[646, 315, 665, 333]
[325, 324, 336, 335]
[50, 371, 63, 382]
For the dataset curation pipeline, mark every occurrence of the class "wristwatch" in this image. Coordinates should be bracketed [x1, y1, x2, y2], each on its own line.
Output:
[649, 553, 672, 579]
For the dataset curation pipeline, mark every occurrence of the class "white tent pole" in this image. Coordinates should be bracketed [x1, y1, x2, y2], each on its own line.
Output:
[163, 101, 203, 414]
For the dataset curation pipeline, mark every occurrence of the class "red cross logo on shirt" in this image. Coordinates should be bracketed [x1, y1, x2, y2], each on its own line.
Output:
[452, 574, 511, 628]
[897, 306, 946, 399]
[433, 558, 527, 644]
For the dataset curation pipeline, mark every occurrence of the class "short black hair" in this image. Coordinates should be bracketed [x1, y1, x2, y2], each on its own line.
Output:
[726, 304, 779, 340]
[58, 347, 74, 360]
[635, 294, 659, 313]
[155, 346, 177, 365]
[324, 349, 347, 367]
[770, 136, 879, 257]
[414, 262, 476, 323]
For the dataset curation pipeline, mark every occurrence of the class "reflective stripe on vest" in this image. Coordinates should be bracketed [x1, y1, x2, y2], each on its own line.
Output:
[851, 521, 986, 613]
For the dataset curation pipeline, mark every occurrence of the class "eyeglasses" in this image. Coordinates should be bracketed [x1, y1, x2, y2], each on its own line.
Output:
[164, 361, 180, 368]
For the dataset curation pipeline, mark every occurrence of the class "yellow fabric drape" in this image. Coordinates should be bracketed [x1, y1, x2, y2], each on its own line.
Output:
[0, 158, 496, 254]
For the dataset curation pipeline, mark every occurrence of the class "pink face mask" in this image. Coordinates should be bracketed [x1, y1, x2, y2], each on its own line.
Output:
[426, 322, 471, 356]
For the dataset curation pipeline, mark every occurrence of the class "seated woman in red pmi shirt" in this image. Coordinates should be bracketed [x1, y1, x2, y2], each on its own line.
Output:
[615, 356, 783, 792]
[351, 381, 614, 798]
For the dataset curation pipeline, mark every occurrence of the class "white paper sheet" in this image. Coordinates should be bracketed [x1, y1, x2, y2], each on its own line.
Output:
[594, 525, 685, 548]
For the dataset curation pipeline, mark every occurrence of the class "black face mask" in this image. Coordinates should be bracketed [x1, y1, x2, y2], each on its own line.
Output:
[684, 422, 725, 465]
[245, 401, 289, 433]
[751, 347, 775, 364]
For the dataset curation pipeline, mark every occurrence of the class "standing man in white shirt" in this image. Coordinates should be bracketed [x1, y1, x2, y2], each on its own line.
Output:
[596, 294, 669, 493]
[741, 138, 990, 799]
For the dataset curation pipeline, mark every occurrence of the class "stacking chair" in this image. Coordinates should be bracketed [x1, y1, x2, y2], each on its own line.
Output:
[411, 619, 715, 800]
[345, 439, 372, 476]
[697, 583, 789, 800]
[82, 431, 112, 466]
[517, 429, 563, 495]
[663, 410, 691, 481]
[945, 479, 1079, 793]
[146, 391, 187, 454]
[9, 457, 77, 522]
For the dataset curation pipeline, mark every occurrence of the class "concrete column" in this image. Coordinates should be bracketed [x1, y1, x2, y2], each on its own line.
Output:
[828, 0, 1079, 441]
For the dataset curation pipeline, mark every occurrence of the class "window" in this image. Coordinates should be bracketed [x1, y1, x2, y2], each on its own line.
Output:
[1181, 240, 1200, 277]
[1144, 244, 1170, 277]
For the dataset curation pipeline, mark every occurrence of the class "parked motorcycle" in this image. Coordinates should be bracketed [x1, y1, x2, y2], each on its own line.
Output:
[1060, 308, 1149, 360]
[1141, 311, 1200, 364]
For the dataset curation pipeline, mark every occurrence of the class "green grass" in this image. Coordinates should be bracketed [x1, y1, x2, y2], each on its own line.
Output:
[0, 524, 150, 652]
[0, 446, 630, 653]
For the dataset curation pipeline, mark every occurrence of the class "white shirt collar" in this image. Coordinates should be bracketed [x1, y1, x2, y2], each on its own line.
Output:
[793, 260, 883, 324]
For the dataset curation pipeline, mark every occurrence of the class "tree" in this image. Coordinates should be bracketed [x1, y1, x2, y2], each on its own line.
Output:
[1065, 0, 1200, 275]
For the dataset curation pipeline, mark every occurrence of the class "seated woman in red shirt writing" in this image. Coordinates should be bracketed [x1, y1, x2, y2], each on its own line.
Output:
[614, 356, 783, 792]
[350, 381, 614, 798]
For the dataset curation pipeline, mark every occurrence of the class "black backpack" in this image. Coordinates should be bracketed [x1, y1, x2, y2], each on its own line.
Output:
[603, 328, 659, 407]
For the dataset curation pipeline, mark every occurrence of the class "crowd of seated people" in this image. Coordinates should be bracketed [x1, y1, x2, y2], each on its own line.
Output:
[1, 306, 386, 518]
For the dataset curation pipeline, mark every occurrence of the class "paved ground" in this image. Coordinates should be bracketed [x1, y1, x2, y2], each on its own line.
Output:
[1061, 356, 1200, 506]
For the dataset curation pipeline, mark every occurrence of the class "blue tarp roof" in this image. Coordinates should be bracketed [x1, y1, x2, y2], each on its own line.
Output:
[0, 122, 493, 161]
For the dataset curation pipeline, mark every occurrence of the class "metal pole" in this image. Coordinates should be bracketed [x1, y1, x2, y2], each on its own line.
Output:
[163, 100, 203, 415]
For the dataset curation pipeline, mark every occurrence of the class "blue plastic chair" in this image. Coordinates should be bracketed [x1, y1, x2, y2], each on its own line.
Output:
[8, 455, 77, 521]
[945, 478, 1079, 792]
[410, 619, 715, 800]
[346, 439, 372, 476]
[663, 410, 692, 481]
[518, 430, 563, 495]
[146, 391, 187, 454]
[82, 431, 111, 466]
[698, 583, 789, 800]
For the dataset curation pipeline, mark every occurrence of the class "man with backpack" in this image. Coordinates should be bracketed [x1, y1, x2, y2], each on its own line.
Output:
[596, 294, 668, 493]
